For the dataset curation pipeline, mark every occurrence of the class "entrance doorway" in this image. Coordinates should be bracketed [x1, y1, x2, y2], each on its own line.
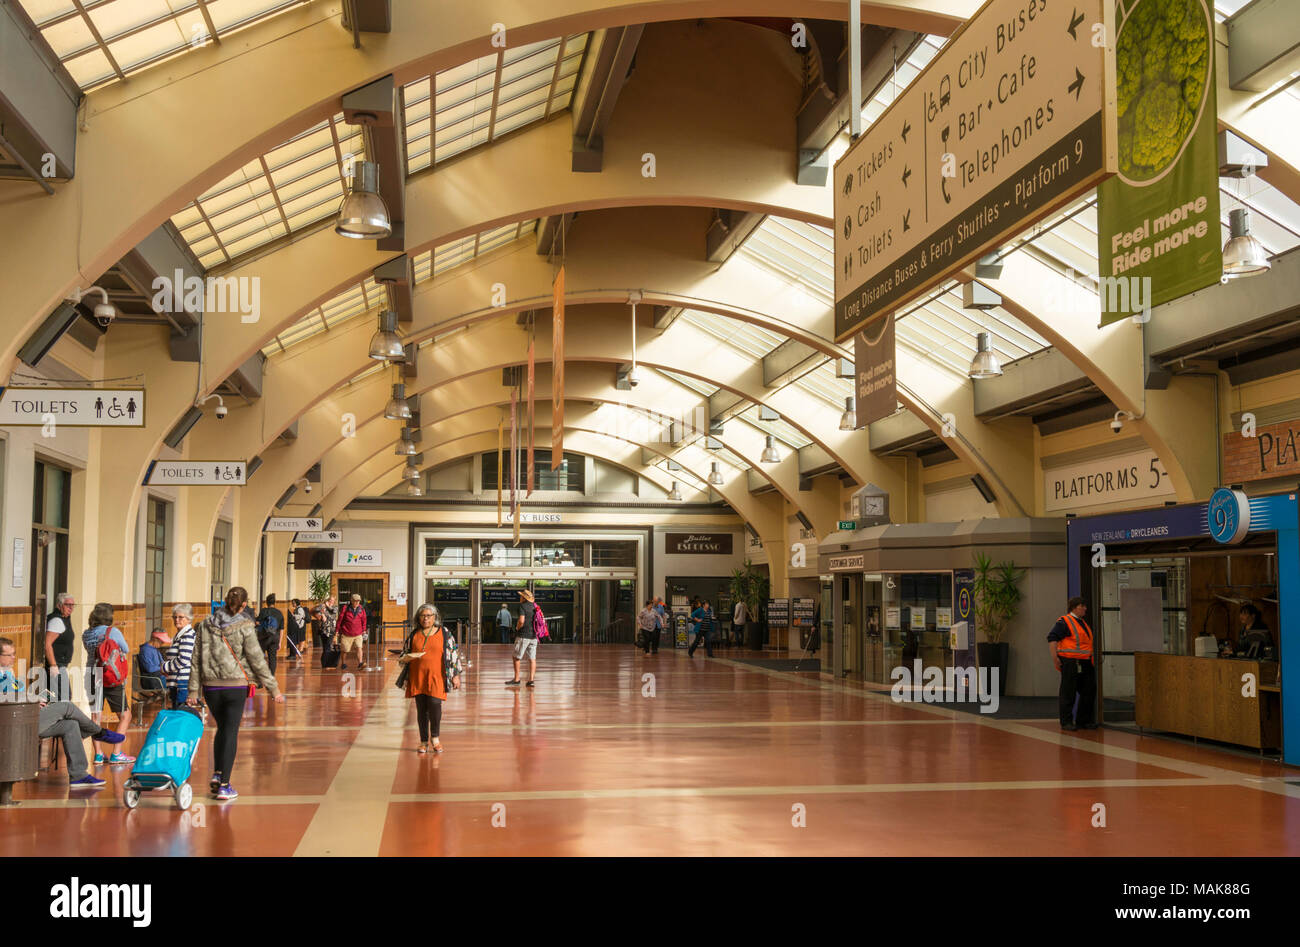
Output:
[335, 577, 384, 636]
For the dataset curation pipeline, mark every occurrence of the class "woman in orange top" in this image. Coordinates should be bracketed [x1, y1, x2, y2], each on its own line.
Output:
[402, 603, 460, 754]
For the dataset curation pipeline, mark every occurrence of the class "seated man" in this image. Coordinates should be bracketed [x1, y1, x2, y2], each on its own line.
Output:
[138, 628, 169, 691]
[0, 637, 126, 789]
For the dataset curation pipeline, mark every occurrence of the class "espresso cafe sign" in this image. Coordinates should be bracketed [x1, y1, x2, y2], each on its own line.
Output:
[1224, 420, 1300, 484]
[665, 533, 733, 555]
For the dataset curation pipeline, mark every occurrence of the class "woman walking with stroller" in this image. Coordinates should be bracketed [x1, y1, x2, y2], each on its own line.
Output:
[400, 603, 461, 755]
[187, 587, 284, 801]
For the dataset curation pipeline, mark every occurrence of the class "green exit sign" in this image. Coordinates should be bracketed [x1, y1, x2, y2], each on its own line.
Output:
[838, 520, 857, 531]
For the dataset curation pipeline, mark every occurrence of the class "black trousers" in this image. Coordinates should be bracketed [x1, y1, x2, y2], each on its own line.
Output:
[641, 628, 660, 654]
[413, 693, 444, 741]
[203, 686, 248, 782]
[688, 628, 713, 657]
[262, 648, 277, 676]
[1058, 657, 1096, 726]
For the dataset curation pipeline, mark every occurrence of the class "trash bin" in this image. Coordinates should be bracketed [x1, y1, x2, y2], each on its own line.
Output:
[0, 700, 41, 805]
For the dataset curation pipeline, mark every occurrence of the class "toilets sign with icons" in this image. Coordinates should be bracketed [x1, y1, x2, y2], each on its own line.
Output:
[0, 387, 145, 427]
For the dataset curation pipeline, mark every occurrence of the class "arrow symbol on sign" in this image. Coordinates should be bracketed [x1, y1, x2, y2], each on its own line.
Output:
[901, 165, 912, 187]
[1067, 7, 1085, 39]
[901, 119, 911, 143]
[903, 210, 911, 232]
[1068, 68, 1084, 100]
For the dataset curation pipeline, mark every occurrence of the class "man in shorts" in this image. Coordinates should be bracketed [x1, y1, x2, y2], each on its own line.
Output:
[507, 588, 538, 687]
[335, 594, 368, 671]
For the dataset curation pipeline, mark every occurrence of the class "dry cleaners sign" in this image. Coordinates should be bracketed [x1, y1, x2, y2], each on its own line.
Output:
[337, 548, 382, 567]
[1044, 449, 1174, 512]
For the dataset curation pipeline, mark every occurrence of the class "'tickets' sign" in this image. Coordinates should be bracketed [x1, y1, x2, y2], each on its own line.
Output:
[855, 316, 896, 427]
[665, 533, 733, 555]
[1224, 421, 1300, 483]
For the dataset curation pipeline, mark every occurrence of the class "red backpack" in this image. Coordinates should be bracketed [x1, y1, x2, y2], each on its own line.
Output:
[97, 634, 130, 688]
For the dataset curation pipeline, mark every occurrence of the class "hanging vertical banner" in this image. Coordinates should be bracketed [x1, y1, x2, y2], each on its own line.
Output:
[527, 331, 536, 496]
[496, 415, 504, 527]
[854, 315, 896, 428]
[1096, 0, 1219, 324]
[511, 389, 521, 546]
[552, 266, 565, 468]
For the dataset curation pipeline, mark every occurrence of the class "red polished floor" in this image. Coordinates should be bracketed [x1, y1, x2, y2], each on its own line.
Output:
[3, 645, 1298, 856]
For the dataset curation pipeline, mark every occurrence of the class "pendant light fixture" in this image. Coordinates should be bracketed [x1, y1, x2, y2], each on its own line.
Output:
[406, 481, 423, 497]
[403, 463, 420, 482]
[760, 435, 781, 464]
[709, 461, 723, 485]
[369, 309, 405, 361]
[1222, 208, 1271, 278]
[395, 430, 417, 455]
[383, 382, 412, 420]
[967, 331, 1003, 379]
[839, 395, 856, 431]
[336, 160, 392, 239]
[667, 481, 683, 501]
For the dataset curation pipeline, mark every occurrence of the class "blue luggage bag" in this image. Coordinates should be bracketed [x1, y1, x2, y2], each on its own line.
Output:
[122, 707, 205, 810]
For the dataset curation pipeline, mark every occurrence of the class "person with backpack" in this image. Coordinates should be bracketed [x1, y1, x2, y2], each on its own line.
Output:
[637, 600, 660, 655]
[335, 594, 368, 671]
[186, 586, 285, 801]
[82, 602, 135, 765]
[688, 600, 717, 658]
[399, 603, 462, 754]
[255, 594, 285, 676]
[507, 588, 540, 687]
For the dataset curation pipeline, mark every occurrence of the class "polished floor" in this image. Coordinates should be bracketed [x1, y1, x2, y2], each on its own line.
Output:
[3, 645, 1299, 856]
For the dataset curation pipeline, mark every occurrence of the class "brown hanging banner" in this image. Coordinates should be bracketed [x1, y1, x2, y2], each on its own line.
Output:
[509, 387, 518, 517]
[527, 329, 535, 496]
[552, 266, 565, 469]
[496, 415, 504, 527]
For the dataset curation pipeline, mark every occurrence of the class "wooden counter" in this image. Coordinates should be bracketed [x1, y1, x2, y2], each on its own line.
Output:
[1134, 653, 1281, 751]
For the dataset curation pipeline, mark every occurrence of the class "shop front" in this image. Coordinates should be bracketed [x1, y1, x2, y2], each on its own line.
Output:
[1067, 490, 1299, 763]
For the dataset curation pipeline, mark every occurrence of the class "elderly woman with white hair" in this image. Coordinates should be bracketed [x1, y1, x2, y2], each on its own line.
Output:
[399, 603, 462, 754]
[163, 602, 198, 708]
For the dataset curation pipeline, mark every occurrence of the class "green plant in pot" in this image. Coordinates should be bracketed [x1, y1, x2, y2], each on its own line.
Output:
[307, 570, 333, 604]
[729, 560, 770, 649]
[972, 553, 1025, 697]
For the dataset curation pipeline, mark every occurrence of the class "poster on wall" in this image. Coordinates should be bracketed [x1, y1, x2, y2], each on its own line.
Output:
[910, 608, 927, 630]
[953, 568, 977, 668]
[1096, 0, 1220, 323]
[885, 606, 901, 630]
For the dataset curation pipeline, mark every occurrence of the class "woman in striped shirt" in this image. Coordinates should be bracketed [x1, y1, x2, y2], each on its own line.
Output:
[164, 603, 198, 708]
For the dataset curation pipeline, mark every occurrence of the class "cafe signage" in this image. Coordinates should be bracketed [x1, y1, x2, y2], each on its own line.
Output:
[665, 533, 733, 555]
[1224, 420, 1300, 483]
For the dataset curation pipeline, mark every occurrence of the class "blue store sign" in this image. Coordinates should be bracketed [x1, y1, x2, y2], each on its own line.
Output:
[1207, 488, 1251, 545]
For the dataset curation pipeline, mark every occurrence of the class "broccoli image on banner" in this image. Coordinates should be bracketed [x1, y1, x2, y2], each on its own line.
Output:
[1114, 0, 1212, 183]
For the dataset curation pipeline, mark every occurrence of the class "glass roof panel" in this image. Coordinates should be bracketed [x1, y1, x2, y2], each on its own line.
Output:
[656, 368, 719, 398]
[678, 309, 784, 359]
[741, 406, 812, 450]
[18, 0, 308, 91]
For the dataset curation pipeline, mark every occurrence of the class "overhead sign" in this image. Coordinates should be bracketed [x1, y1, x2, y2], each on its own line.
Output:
[337, 548, 382, 567]
[0, 387, 145, 427]
[855, 315, 896, 427]
[828, 554, 864, 572]
[1207, 488, 1250, 546]
[1224, 420, 1300, 484]
[520, 512, 561, 523]
[1096, 0, 1219, 323]
[1043, 448, 1173, 512]
[665, 532, 734, 555]
[838, 521, 857, 531]
[146, 461, 246, 485]
[265, 517, 323, 532]
[297, 530, 342, 544]
[833, 0, 1115, 340]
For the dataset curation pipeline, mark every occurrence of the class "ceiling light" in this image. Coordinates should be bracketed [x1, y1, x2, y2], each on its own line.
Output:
[395, 431, 417, 455]
[403, 464, 420, 482]
[1222, 208, 1271, 278]
[667, 481, 683, 501]
[406, 482, 423, 497]
[384, 383, 412, 420]
[369, 310, 405, 361]
[761, 435, 781, 464]
[839, 395, 856, 431]
[709, 461, 723, 485]
[336, 160, 391, 239]
[967, 331, 1003, 379]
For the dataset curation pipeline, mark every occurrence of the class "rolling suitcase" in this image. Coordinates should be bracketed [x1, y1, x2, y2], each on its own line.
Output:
[123, 706, 205, 810]
[320, 640, 340, 669]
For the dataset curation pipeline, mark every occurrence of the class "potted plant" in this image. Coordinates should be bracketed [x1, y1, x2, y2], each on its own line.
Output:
[307, 570, 333, 605]
[971, 553, 1025, 696]
[729, 560, 771, 649]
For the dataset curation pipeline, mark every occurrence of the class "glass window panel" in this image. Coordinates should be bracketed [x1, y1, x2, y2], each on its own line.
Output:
[63, 48, 114, 88]
[426, 541, 473, 567]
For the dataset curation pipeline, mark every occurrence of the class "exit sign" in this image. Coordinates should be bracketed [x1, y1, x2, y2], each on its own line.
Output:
[838, 520, 857, 531]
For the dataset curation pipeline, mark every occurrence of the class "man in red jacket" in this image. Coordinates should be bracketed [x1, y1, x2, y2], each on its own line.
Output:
[335, 594, 368, 671]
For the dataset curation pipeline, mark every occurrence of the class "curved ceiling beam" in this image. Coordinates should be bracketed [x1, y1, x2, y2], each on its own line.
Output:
[1, 0, 970, 373]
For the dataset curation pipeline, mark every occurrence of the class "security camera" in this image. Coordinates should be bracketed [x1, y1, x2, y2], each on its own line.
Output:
[67, 286, 116, 327]
[304, 483, 312, 494]
[627, 367, 641, 388]
[215, 403, 228, 419]
[1111, 410, 1136, 434]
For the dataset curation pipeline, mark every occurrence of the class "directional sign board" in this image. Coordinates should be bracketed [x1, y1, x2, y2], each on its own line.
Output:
[297, 530, 343, 544]
[834, 0, 1116, 341]
[265, 517, 323, 532]
[0, 387, 146, 427]
[146, 461, 246, 485]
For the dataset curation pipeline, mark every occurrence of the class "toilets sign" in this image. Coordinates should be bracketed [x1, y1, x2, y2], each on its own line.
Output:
[145, 461, 246, 485]
[0, 387, 145, 427]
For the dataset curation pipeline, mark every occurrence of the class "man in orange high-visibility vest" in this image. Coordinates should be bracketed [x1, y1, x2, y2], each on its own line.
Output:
[1047, 596, 1096, 731]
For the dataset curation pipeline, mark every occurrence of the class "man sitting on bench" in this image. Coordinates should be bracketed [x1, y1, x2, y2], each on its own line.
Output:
[0, 636, 127, 790]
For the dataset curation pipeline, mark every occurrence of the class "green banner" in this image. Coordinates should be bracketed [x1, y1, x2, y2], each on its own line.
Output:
[1096, 0, 1220, 325]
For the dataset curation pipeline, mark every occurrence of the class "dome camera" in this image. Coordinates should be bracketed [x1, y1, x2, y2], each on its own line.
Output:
[1110, 416, 1123, 434]
[304, 483, 312, 494]
[215, 403, 228, 419]
[627, 367, 641, 388]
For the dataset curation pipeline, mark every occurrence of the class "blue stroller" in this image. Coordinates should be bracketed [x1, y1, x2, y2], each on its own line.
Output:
[122, 707, 205, 810]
